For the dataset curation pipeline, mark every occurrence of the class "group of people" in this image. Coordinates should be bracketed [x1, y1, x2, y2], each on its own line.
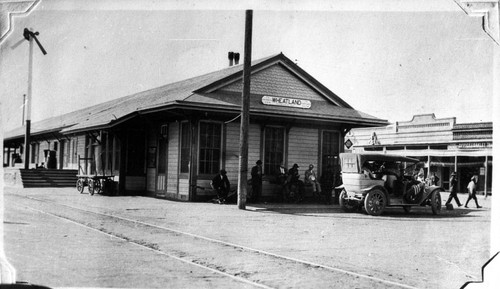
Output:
[278, 163, 337, 203]
[382, 165, 482, 209]
[210, 160, 332, 204]
[445, 172, 482, 209]
[209, 160, 265, 204]
[253, 161, 327, 203]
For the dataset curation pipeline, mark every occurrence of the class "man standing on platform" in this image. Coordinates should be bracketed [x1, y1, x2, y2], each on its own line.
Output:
[251, 160, 263, 203]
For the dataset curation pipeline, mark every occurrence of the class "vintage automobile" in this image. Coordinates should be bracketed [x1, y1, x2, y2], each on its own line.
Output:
[338, 153, 443, 216]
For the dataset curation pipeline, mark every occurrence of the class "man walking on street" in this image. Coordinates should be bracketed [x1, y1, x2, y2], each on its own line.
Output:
[465, 175, 482, 208]
[445, 172, 461, 208]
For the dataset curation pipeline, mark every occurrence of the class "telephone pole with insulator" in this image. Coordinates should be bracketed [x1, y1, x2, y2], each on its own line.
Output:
[22, 28, 47, 169]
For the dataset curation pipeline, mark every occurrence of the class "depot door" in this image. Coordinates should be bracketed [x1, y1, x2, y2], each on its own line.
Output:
[321, 131, 340, 175]
[156, 130, 168, 197]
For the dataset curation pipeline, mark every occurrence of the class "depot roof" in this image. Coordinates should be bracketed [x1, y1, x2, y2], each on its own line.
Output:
[4, 53, 387, 141]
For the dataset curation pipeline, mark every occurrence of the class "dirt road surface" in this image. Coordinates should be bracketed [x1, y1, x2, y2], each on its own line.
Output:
[3, 187, 491, 288]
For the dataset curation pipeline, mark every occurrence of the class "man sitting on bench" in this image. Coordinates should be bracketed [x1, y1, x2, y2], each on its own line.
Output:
[305, 164, 322, 197]
[211, 169, 230, 204]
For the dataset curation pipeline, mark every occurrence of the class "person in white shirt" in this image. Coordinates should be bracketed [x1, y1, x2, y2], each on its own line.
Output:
[465, 175, 482, 208]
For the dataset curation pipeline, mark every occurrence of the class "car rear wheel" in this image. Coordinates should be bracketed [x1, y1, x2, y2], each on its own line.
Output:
[339, 189, 358, 212]
[364, 189, 386, 216]
[431, 191, 442, 215]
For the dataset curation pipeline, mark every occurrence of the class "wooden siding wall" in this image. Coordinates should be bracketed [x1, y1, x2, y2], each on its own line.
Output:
[76, 134, 86, 160]
[66, 138, 73, 169]
[219, 64, 326, 102]
[179, 179, 189, 199]
[75, 134, 86, 173]
[248, 124, 262, 178]
[287, 127, 319, 179]
[222, 122, 260, 188]
[65, 134, 84, 170]
[167, 122, 180, 195]
[224, 122, 240, 183]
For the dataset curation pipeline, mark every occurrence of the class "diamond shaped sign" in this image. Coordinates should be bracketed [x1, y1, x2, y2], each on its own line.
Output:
[344, 139, 353, 149]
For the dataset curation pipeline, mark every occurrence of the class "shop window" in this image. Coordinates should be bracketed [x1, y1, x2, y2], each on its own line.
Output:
[199, 122, 222, 175]
[365, 147, 383, 151]
[406, 145, 428, 150]
[386, 146, 404, 151]
[430, 145, 448, 150]
[180, 122, 190, 173]
[264, 126, 285, 175]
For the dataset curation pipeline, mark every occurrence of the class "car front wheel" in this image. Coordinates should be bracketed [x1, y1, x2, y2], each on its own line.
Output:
[364, 189, 386, 216]
[431, 191, 442, 215]
[339, 189, 358, 212]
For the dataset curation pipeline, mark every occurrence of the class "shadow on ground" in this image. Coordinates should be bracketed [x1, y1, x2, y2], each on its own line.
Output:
[246, 202, 485, 220]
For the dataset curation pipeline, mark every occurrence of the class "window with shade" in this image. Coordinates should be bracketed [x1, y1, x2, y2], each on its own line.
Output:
[264, 126, 285, 175]
[198, 122, 222, 175]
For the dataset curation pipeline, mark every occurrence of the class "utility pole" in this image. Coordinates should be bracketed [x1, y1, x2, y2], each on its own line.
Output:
[22, 28, 47, 169]
[21, 94, 26, 126]
[237, 10, 253, 210]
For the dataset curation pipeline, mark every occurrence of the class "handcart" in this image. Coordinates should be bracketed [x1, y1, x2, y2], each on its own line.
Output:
[76, 156, 115, 196]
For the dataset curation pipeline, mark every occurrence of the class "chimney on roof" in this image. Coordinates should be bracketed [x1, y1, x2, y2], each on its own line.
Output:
[228, 51, 234, 66]
[234, 53, 240, 65]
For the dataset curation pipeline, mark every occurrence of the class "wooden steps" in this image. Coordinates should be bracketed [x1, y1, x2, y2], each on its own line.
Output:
[19, 169, 78, 188]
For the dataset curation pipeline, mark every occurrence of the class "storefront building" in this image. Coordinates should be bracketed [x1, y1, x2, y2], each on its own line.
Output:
[347, 114, 492, 195]
[4, 53, 387, 201]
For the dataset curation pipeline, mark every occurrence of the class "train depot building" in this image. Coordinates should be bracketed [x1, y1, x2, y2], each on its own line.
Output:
[348, 114, 492, 195]
[3, 53, 387, 201]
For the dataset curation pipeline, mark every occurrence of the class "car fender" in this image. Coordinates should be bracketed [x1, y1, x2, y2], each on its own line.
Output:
[421, 186, 444, 201]
[360, 185, 390, 204]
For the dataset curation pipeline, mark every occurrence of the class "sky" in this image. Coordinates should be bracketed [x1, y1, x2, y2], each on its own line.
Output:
[0, 0, 495, 133]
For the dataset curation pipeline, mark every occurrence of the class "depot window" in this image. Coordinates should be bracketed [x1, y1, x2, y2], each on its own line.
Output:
[264, 126, 285, 175]
[199, 122, 222, 175]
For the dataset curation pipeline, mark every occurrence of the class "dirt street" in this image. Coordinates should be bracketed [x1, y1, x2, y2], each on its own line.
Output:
[3, 187, 491, 288]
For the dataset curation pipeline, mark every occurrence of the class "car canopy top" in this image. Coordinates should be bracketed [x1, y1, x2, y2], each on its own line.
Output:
[339, 153, 420, 173]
